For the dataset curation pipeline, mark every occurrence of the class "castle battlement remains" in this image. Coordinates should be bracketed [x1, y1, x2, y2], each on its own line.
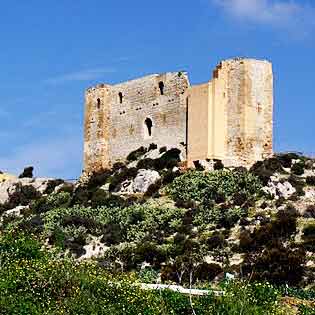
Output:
[84, 58, 273, 172]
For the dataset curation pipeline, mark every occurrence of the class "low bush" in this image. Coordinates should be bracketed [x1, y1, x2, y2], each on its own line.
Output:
[0, 231, 297, 314]
[303, 205, 315, 219]
[213, 159, 224, 170]
[288, 175, 306, 196]
[276, 153, 300, 168]
[154, 148, 181, 170]
[291, 162, 305, 176]
[136, 158, 155, 170]
[112, 162, 125, 172]
[144, 180, 162, 197]
[250, 157, 285, 185]
[86, 169, 112, 189]
[194, 204, 247, 229]
[90, 190, 127, 208]
[126, 146, 147, 161]
[306, 176, 315, 186]
[30, 192, 71, 214]
[168, 169, 262, 205]
[161, 168, 181, 185]
[244, 241, 306, 286]
[108, 167, 138, 191]
[148, 143, 157, 151]
[303, 223, 315, 239]
[159, 146, 167, 154]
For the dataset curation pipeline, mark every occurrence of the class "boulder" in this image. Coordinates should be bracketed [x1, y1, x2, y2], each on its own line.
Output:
[0, 177, 67, 209]
[132, 169, 161, 193]
[262, 174, 296, 199]
[53, 182, 75, 194]
[118, 169, 161, 194]
[2, 205, 28, 218]
[78, 236, 108, 261]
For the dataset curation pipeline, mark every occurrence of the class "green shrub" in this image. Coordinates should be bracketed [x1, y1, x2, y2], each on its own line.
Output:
[148, 143, 157, 151]
[250, 158, 284, 185]
[109, 167, 138, 191]
[193, 204, 247, 229]
[168, 169, 262, 204]
[136, 158, 155, 169]
[159, 146, 167, 154]
[276, 153, 300, 168]
[213, 159, 224, 170]
[126, 146, 147, 161]
[288, 175, 306, 196]
[30, 192, 71, 214]
[244, 241, 306, 286]
[303, 223, 315, 238]
[86, 169, 112, 189]
[154, 148, 181, 170]
[42, 204, 186, 251]
[291, 162, 305, 176]
[303, 205, 315, 219]
[0, 231, 289, 315]
[306, 176, 315, 186]
[144, 180, 162, 197]
[90, 189, 127, 208]
[112, 162, 125, 172]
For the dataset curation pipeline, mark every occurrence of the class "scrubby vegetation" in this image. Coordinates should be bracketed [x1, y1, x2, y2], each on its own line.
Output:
[0, 146, 314, 313]
[1, 231, 313, 314]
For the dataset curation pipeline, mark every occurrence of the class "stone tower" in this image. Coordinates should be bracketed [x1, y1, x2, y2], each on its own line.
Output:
[186, 58, 273, 167]
[84, 58, 273, 173]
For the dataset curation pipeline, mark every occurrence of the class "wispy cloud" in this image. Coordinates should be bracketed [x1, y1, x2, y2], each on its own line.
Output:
[45, 67, 116, 85]
[212, 0, 315, 33]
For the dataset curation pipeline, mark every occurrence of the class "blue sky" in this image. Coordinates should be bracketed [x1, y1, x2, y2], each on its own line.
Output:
[0, 0, 314, 179]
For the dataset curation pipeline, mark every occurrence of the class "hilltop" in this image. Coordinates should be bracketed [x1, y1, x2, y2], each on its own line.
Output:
[0, 146, 314, 314]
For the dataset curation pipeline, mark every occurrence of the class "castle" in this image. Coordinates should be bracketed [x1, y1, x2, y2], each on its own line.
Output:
[84, 58, 273, 172]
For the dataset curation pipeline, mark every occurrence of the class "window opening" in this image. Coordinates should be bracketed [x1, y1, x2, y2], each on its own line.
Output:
[145, 117, 153, 137]
[118, 92, 123, 104]
[158, 81, 164, 95]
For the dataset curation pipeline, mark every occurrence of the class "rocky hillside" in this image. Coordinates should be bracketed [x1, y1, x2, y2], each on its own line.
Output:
[0, 147, 314, 314]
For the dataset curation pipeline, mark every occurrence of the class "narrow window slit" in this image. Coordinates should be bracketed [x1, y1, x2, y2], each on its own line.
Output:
[118, 92, 123, 104]
[158, 81, 164, 95]
[145, 118, 153, 137]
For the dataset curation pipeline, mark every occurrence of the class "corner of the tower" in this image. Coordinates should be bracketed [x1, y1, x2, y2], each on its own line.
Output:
[84, 83, 112, 173]
[215, 57, 273, 167]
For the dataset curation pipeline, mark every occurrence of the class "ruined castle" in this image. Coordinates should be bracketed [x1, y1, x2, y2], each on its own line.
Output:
[84, 58, 273, 172]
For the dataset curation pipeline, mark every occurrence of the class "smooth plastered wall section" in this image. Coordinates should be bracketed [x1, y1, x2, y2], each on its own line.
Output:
[186, 83, 209, 164]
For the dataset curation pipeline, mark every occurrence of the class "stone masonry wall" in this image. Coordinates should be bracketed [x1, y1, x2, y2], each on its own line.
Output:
[84, 58, 273, 172]
[84, 84, 111, 172]
[216, 59, 273, 167]
[84, 72, 190, 171]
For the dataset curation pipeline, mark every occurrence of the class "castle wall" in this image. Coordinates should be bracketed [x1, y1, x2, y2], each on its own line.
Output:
[210, 68, 227, 160]
[221, 59, 273, 166]
[84, 85, 111, 172]
[84, 58, 273, 172]
[186, 58, 273, 168]
[84, 72, 189, 172]
[186, 83, 209, 163]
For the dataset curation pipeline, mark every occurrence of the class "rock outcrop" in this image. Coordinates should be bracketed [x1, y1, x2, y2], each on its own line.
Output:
[119, 169, 161, 194]
[0, 177, 73, 210]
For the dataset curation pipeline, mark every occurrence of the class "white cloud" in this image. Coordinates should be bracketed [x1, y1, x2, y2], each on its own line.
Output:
[45, 67, 116, 85]
[213, 0, 315, 30]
